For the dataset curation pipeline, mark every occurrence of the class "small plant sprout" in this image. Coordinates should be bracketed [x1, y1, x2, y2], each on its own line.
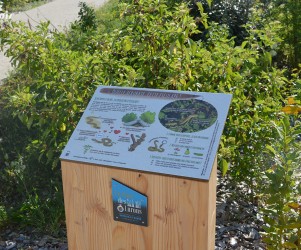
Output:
[83, 145, 92, 154]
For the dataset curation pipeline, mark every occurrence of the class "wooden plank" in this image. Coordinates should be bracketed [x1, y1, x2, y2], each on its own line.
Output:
[61, 160, 217, 250]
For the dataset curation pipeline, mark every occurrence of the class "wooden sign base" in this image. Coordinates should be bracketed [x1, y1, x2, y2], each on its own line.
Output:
[61, 160, 217, 250]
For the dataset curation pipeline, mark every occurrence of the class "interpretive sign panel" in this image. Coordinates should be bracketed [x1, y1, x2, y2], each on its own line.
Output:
[60, 86, 232, 180]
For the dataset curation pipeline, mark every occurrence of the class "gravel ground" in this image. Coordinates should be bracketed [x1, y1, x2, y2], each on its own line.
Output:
[0, 171, 266, 250]
[215, 173, 266, 249]
[0, 0, 107, 81]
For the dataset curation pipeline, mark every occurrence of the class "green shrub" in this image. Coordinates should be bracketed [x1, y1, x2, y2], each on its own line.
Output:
[99, 0, 286, 185]
[0, 0, 298, 235]
[265, 0, 301, 71]
[0, 20, 101, 231]
[189, 0, 254, 44]
[95, 0, 122, 33]
[1, 0, 287, 186]
[72, 2, 97, 32]
[260, 116, 301, 249]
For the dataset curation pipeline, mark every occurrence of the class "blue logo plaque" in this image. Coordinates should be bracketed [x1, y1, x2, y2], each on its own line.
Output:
[112, 179, 148, 227]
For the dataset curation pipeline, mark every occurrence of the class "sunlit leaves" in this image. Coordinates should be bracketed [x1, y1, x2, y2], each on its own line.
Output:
[261, 116, 301, 249]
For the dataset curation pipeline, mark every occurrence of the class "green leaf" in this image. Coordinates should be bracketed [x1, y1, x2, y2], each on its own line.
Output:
[122, 36, 132, 52]
[287, 202, 301, 210]
[265, 145, 276, 155]
[264, 51, 272, 66]
[188, 38, 197, 55]
[46, 149, 54, 161]
[45, 39, 52, 51]
[60, 123, 66, 132]
[196, 2, 204, 14]
[241, 41, 248, 49]
[72, 103, 78, 111]
[282, 222, 301, 229]
[248, 58, 257, 65]
[27, 116, 34, 129]
[206, 0, 212, 8]
[221, 159, 229, 176]
[282, 242, 298, 249]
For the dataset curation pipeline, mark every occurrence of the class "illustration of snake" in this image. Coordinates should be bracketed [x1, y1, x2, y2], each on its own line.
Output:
[148, 140, 167, 152]
[92, 138, 113, 146]
[86, 116, 101, 129]
[166, 114, 199, 128]
[179, 114, 198, 125]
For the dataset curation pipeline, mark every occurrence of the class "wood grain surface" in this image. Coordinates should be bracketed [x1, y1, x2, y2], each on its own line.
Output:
[61, 160, 217, 250]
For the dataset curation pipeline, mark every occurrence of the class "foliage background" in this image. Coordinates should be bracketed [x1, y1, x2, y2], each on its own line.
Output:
[2, 0, 50, 12]
[0, 0, 300, 248]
